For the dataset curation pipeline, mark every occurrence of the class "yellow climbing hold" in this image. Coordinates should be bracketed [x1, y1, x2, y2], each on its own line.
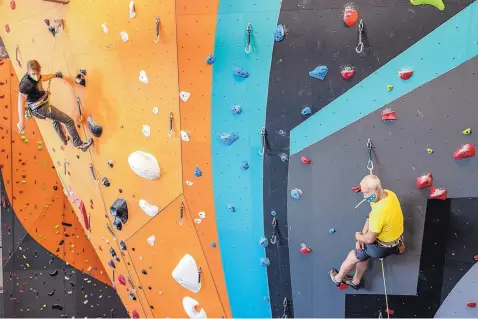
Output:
[410, 0, 444, 10]
[26, 263, 30, 268]
[427, 147, 434, 154]
[37, 141, 42, 145]
[37, 146, 42, 150]
[21, 180, 26, 184]
[22, 255, 26, 259]
[55, 225, 60, 229]
[387, 84, 393, 91]
[24, 139, 29, 143]
[462, 128, 472, 135]
[20, 136, 26, 141]
[19, 247, 23, 251]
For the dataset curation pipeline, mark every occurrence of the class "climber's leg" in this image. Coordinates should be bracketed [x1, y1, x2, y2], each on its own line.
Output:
[52, 120, 68, 145]
[334, 250, 362, 283]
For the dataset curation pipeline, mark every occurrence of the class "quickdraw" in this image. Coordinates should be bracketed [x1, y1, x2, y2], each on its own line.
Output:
[270, 217, 277, 244]
[179, 201, 184, 225]
[154, 17, 160, 43]
[282, 298, 290, 318]
[259, 127, 267, 156]
[355, 19, 364, 54]
[245, 23, 252, 54]
[169, 112, 173, 137]
[367, 138, 374, 174]
[197, 266, 202, 285]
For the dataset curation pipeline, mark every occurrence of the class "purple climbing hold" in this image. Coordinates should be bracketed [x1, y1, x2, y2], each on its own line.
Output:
[275, 24, 285, 42]
[259, 236, 269, 248]
[108, 260, 116, 268]
[227, 204, 235, 212]
[233, 67, 249, 78]
[309, 65, 328, 80]
[279, 153, 289, 162]
[211, 242, 217, 248]
[260, 257, 270, 266]
[218, 132, 239, 146]
[242, 161, 249, 170]
[231, 105, 242, 114]
[194, 166, 202, 177]
[291, 188, 303, 200]
[206, 54, 216, 65]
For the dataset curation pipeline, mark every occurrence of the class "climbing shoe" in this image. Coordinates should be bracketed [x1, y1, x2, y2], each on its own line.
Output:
[343, 276, 361, 291]
[87, 115, 103, 137]
[79, 138, 93, 152]
[329, 268, 342, 287]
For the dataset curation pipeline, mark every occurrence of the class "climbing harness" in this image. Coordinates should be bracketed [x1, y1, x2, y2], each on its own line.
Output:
[179, 201, 184, 225]
[245, 23, 252, 54]
[270, 217, 277, 244]
[380, 258, 390, 319]
[282, 298, 290, 318]
[154, 17, 160, 43]
[259, 127, 267, 156]
[367, 138, 374, 174]
[355, 19, 364, 54]
[169, 112, 173, 137]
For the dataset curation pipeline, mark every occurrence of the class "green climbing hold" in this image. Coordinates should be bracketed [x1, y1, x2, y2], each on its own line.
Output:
[427, 147, 434, 154]
[462, 128, 472, 135]
[387, 84, 393, 91]
[410, 0, 445, 11]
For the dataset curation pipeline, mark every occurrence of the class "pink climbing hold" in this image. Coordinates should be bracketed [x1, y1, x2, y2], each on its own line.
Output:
[340, 66, 355, 80]
[398, 69, 413, 80]
[301, 156, 312, 165]
[132, 310, 140, 318]
[10, 0, 15, 10]
[118, 274, 126, 285]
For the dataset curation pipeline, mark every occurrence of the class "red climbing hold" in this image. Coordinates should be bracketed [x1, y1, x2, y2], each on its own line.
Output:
[398, 69, 413, 80]
[79, 201, 90, 231]
[300, 243, 312, 254]
[467, 302, 477, 308]
[1, 196, 5, 209]
[301, 156, 312, 165]
[352, 185, 361, 193]
[381, 108, 397, 121]
[474, 255, 478, 261]
[429, 187, 447, 200]
[338, 283, 348, 290]
[386, 308, 395, 315]
[132, 310, 140, 318]
[10, 0, 15, 10]
[340, 66, 355, 80]
[453, 143, 475, 160]
[343, 7, 359, 27]
[4, 25, 10, 33]
[118, 274, 126, 285]
[416, 173, 433, 189]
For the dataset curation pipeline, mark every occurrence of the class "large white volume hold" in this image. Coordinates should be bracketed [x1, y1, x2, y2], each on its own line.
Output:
[139, 199, 159, 217]
[179, 91, 191, 102]
[128, 151, 160, 180]
[180, 131, 190, 142]
[183, 297, 207, 319]
[129, 1, 136, 18]
[139, 70, 148, 84]
[172, 254, 201, 293]
[101, 24, 108, 34]
[147, 235, 155, 246]
[120, 31, 129, 42]
[142, 125, 150, 137]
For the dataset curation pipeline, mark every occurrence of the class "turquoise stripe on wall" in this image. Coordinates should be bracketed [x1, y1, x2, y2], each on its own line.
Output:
[291, 2, 478, 155]
[211, 1, 281, 317]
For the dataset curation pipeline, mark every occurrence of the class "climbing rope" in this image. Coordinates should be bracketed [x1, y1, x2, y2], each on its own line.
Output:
[380, 258, 390, 319]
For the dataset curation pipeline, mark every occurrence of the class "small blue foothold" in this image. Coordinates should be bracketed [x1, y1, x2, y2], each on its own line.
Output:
[301, 106, 312, 116]
[279, 153, 289, 162]
[227, 204, 235, 212]
[259, 236, 269, 248]
[211, 242, 217, 248]
[194, 166, 202, 177]
[218, 132, 239, 146]
[206, 54, 216, 65]
[233, 67, 249, 78]
[242, 161, 249, 170]
[271, 210, 277, 216]
[329, 228, 336, 234]
[260, 257, 270, 267]
[309, 65, 328, 80]
[264, 297, 270, 302]
[274, 24, 285, 42]
[231, 105, 242, 115]
[290, 188, 303, 200]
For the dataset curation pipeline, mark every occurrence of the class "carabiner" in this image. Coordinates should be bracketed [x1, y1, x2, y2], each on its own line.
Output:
[179, 201, 184, 225]
[168, 112, 173, 137]
[154, 17, 160, 43]
[245, 23, 252, 54]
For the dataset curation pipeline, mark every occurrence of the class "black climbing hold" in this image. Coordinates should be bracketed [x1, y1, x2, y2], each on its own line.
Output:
[128, 292, 136, 300]
[118, 189, 122, 193]
[75, 68, 87, 86]
[110, 247, 120, 261]
[44, 19, 50, 26]
[70, 282, 75, 287]
[101, 177, 110, 187]
[119, 240, 127, 250]
[148, 286, 152, 290]
[110, 198, 128, 224]
[113, 217, 122, 230]
[58, 240, 64, 245]
[108, 260, 116, 268]
[61, 222, 72, 227]
[108, 160, 114, 168]
[48, 290, 55, 296]
[141, 269, 147, 275]
[49, 270, 58, 277]
[52, 304, 63, 311]
[55, 248, 60, 252]
[53, 185, 58, 190]
[87, 115, 103, 137]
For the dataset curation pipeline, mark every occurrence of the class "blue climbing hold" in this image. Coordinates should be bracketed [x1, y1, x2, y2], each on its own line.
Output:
[242, 161, 249, 170]
[211, 242, 217, 248]
[218, 132, 239, 146]
[271, 210, 277, 216]
[231, 105, 242, 115]
[233, 67, 249, 78]
[119, 240, 127, 250]
[290, 188, 303, 200]
[260, 257, 270, 267]
[264, 297, 270, 302]
[280, 153, 289, 162]
[108, 260, 115, 268]
[329, 228, 336, 234]
[194, 166, 202, 177]
[309, 65, 328, 80]
[274, 24, 285, 42]
[206, 54, 216, 65]
[301, 106, 312, 116]
[259, 237, 269, 248]
[227, 204, 235, 212]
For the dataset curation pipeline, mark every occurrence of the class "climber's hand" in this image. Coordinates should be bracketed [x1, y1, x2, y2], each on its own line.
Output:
[17, 121, 24, 133]
[55, 71, 63, 78]
[355, 241, 364, 250]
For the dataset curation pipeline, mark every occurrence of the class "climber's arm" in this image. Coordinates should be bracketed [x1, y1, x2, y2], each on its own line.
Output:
[355, 231, 378, 244]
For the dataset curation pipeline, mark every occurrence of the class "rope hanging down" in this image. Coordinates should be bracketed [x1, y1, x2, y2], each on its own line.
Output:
[380, 258, 390, 319]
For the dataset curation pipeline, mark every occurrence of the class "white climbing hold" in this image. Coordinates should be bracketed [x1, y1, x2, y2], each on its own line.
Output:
[152, 107, 159, 114]
[147, 235, 156, 246]
[194, 218, 202, 224]
[183, 297, 207, 319]
[120, 31, 129, 42]
[198, 212, 206, 219]
[101, 24, 108, 34]
[172, 254, 201, 293]
[129, 0, 136, 19]
[186, 180, 193, 186]
[139, 199, 159, 217]
[139, 70, 148, 84]
[180, 131, 190, 142]
[142, 125, 151, 137]
[128, 151, 160, 180]
[179, 91, 191, 102]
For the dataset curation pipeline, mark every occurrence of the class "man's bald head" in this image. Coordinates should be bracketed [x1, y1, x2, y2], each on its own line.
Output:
[360, 174, 383, 196]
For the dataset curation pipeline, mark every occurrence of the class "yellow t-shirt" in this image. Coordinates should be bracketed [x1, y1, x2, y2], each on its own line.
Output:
[369, 189, 404, 242]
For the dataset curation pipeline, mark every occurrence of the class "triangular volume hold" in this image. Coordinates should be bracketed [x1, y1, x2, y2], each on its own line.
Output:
[183, 297, 207, 319]
[172, 254, 201, 293]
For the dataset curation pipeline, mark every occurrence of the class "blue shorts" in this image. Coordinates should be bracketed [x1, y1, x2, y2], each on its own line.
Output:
[355, 242, 399, 261]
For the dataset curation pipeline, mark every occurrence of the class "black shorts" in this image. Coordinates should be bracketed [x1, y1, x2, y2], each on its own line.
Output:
[355, 242, 399, 261]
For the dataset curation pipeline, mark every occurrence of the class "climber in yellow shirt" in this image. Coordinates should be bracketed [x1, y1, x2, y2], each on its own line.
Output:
[329, 174, 405, 290]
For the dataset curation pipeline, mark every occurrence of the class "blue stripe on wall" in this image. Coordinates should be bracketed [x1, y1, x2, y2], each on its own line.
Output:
[291, 2, 478, 155]
[211, 2, 281, 318]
